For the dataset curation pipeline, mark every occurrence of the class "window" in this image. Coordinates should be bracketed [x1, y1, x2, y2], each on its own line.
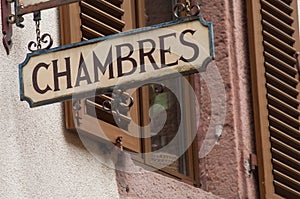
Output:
[247, 0, 300, 198]
[60, 0, 199, 186]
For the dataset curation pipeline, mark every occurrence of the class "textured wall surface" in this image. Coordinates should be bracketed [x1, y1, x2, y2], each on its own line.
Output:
[116, 152, 222, 199]
[198, 1, 258, 198]
[0, 7, 119, 198]
[116, 1, 259, 199]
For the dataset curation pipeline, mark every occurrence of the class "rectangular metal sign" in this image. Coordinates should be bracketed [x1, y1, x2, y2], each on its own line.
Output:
[17, 0, 80, 15]
[19, 16, 214, 107]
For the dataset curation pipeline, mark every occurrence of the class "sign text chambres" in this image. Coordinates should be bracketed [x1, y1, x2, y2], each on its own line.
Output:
[19, 17, 214, 107]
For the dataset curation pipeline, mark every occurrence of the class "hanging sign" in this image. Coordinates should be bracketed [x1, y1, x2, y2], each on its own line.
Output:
[19, 16, 214, 107]
[17, 0, 81, 15]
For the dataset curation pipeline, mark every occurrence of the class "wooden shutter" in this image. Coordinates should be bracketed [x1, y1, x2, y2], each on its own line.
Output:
[247, 0, 300, 198]
[60, 0, 142, 152]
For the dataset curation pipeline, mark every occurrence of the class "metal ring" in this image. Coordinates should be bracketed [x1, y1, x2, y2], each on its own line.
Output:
[190, 4, 201, 16]
[7, 14, 16, 24]
[173, 3, 186, 18]
[119, 96, 134, 108]
[102, 100, 112, 111]
[127, 96, 134, 108]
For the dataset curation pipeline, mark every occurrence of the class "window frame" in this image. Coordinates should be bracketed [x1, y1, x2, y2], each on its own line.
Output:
[60, 0, 199, 186]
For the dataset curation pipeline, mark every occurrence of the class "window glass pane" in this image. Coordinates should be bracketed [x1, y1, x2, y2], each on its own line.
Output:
[142, 0, 191, 176]
[144, 77, 189, 175]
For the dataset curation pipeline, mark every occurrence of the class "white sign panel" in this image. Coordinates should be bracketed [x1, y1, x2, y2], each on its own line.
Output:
[19, 16, 214, 107]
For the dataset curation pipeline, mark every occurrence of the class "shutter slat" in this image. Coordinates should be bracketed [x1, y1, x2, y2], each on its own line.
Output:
[266, 73, 299, 96]
[261, 0, 294, 25]
[268, 94, 300, 117]
[263, 31, 296, 55]
[272, 148, 300, 170]
[274, 180, 300, 198]
[265, 62, 298, 86]
[270, 126, 300, 151]
[261, 10, 294, 35]
[265, 52, 297, 76]
[109, 0, 123, 6]
[268, 104, 300, 127]
[281, 0, 293, 5]
[81, 1, 125, 30]
[274, 170, 300, 193]
[269, 115, 300, 138]
[267, 84, 300, 107]
[81, 25, 104, 39]
[86, 99, 131, 122]
[273, 159, 300, 182]
[262, 20, 295, 46]
[81, 13, 120, 36]
[265, 0, 293, 15]
[263, 41, 297, 66]
[84, 0, 124, 18]
[271, 137, 300, 160]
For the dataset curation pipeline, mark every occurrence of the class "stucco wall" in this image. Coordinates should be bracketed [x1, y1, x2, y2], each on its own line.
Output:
[116, 1, 259, 199]
[198, 1, 258, 198]
[0, 7, 119, 198]
[116, 152, 222, 199]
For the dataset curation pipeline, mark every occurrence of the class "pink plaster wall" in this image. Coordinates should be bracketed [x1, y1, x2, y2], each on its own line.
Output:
[116, 0, 259, 198]
[115, 152, 222, 199]
[197, 1, 259, 198]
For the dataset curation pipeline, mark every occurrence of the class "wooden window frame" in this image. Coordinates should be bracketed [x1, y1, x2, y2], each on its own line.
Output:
[60, 0, 142, 152]
[133, 75, 200, 186]
[60, 0, 199, 186]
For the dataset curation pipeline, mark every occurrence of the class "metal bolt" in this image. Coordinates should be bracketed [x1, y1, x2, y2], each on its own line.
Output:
[7, 14, 16, 24]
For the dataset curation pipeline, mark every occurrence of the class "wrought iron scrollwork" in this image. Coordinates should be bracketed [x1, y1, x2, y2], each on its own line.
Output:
[173, 0, 201, 18]
[28, 33, 53, 52]
[28, 11, 53, 53]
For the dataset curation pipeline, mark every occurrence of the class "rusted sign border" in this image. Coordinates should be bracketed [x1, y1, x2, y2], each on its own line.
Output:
[19, 15, 214, 107]
[16, 0, 80, 15]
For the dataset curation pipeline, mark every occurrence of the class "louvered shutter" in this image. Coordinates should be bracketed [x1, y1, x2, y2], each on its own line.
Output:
[60, 0, 141, 152]
[80, 0, 125, 40]
[247, 0, 300, 198]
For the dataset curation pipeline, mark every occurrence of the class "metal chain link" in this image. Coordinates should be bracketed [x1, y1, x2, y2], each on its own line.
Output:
[28, 11, 53, 52]
[35, 20, 41, 50]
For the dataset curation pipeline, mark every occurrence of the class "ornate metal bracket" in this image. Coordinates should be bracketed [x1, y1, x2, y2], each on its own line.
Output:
[28, 11, 53, 52]
[1, 1, 54, 54]
[173, 0, 201, 18]
[1, 0, 26, 55]
[1, 0, 13, 55]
